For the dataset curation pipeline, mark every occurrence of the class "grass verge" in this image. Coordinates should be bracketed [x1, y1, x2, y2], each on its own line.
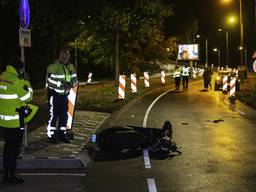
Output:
[236, 74, 256, 109]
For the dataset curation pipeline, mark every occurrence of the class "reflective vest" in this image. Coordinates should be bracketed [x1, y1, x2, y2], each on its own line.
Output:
[173, 70, 181, 78]
[0, 65, 38, 128]
[46, 60, 78, 95]
[182, 67, 190, 76]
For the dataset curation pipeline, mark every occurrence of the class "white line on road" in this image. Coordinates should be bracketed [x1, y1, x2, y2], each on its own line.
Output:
[235, 108, 246, 115]
[147, 178, 158, 192]
[143, 89, 174, 127]
[143, 149, 151, 169]
[20, 173, 86, 177]
[224, 100, 246, 115]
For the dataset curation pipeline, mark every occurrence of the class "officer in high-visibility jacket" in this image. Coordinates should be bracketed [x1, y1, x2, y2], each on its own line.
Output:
[173, 66, 181, 90]
[181, 64, 190, 91]
[0, 58, 38, 184]
[46, 49, 78, 143]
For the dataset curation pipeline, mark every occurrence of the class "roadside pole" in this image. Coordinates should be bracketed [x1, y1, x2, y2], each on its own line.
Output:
[19, 0, 31, 148]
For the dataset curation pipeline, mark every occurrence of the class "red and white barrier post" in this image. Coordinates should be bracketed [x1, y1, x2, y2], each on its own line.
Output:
[67, 85, 79, 130]
[131, 73, 137, 93]
[229, 77, 236, 98]
[87, 72, 92, 84]
[144, 72, 150, 87]
[118, 75, 126, 99]
[161, 71, 165, 84]
[222, 75, 228, 93]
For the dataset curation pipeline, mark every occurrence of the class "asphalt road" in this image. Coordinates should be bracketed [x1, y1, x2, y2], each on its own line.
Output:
[1, 79, 256, 192]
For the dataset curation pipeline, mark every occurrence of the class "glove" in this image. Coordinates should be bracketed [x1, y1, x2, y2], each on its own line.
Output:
[16, 105, 32, 118]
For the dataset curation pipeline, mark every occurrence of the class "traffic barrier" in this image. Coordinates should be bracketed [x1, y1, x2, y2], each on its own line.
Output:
[229, 77, 236, 97]
[67, 84, 78, 130]
[253, 60, 256, 72]
[192, 67, 196, 78]
[87, 72, 92, 84]
[118, 75, 126, 99]
[144, 72, 150, 87]
[131, 73, 137, 93]
[161, 71, 165, 84]
[223, 75, 228, 93]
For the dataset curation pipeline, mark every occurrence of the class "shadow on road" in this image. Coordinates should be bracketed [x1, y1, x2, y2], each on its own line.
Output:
[87, 146, 142, 162]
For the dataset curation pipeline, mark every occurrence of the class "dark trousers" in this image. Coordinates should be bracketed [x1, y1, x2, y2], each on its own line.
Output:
[47, 89, 68, 138]
[182, 76, 189, 91]
[204, 79, 209, 90]
[3, 128, 24, 176]
[175, 77, 181, 90]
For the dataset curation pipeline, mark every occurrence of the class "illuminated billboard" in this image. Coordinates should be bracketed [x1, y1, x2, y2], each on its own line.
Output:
[178, 44, 199, 61]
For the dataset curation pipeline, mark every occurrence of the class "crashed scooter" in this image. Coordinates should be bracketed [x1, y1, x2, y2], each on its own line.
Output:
[93, 121, 181, 155]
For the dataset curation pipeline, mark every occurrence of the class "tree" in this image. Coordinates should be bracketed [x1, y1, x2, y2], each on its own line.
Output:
[75, 0, 173, 81]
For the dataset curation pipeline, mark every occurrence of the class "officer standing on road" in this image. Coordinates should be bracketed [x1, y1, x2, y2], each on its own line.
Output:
[202, 68, 212, 91]
[0, 58, 38, 184]
[181, 64, 190, 91]
[46, 49, 78, 144]
[202, 68, 209, 90]
[173, 65, 181, 90]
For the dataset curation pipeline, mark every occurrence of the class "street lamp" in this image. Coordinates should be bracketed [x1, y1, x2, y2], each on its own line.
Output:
[218, 28, 229, 67]
[213, 48, 221, 67]
[221, 0, 232, 4]
[220, 0, 246, 78]
[238, 46, 247, 78]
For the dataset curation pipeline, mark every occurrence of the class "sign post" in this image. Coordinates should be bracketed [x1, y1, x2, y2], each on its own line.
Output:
[19, 0, 31, 147]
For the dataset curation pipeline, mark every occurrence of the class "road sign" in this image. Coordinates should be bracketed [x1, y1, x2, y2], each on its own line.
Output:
[19, 0, 30, 29]
[19, 28, 31, 47]
[253, 60, 256, 72]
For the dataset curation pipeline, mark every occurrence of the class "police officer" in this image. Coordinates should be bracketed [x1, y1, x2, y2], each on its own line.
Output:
[46, 49, 78, 143]
[173, 66, 181, 90]
[0, 58, 38, 184]
[181, 64, 190, 91]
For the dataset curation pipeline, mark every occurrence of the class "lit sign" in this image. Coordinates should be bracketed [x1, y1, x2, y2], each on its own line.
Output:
[19, 0, 30, 29]
[178, 44, 199, 61]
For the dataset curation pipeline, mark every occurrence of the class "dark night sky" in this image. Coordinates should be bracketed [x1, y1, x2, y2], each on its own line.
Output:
[169, 0, 245, 67]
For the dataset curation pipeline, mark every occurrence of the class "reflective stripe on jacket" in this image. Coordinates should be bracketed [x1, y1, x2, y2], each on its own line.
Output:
[46, 60, 78, 95]
[173, 70, 181, 78]
[182, 67, 190, 76]
[0, 65, 36, 128]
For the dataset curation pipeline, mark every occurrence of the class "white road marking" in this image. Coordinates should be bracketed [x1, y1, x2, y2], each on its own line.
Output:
[143, 149, 151, 169]
[147, 178, 158, 192]
[224, 100, 229, 105]
[143, 89, 174, 127]
[235, 108, 246, 115]
[19, 173, 86, 177]
[224, 100, 246, 115]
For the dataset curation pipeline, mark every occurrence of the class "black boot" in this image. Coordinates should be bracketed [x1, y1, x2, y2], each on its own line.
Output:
[57, 130, 71, 143]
